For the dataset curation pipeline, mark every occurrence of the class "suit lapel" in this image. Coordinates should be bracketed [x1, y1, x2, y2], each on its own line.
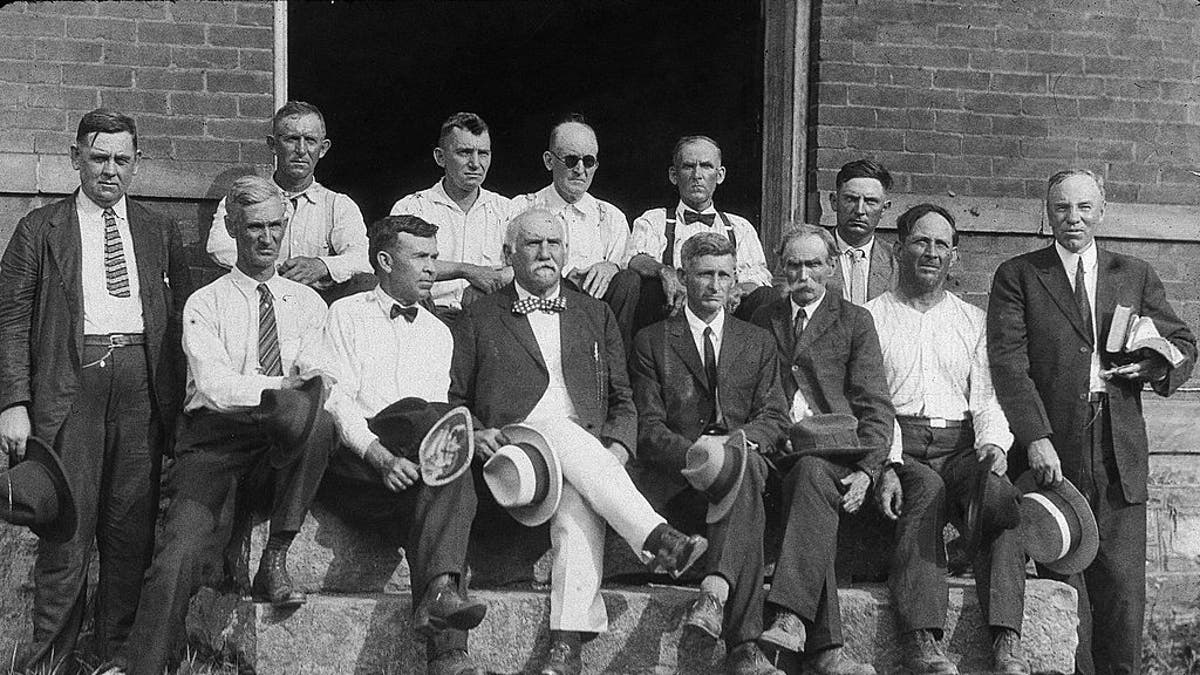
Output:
[796, 292, 837, 359]
[716, 313, 745, 388]
[1096, 248, 1121, 349]
[126, 201, 159, 320]
[46, 195, 83, 319]
[667, 315, 709, 392]
[558, 291, 592, 391]
[868, 239, 894, 300]
[766, 300, 793, 356]
[496, 286, 547, 374]
[1032, 246, 1091, 343]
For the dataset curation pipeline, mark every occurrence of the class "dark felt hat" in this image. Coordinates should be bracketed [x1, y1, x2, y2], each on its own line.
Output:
[259, 375, 328, 466]
[1, 436, 77, 543]
[681, 430, 748, 524]
[786, 413, 873, 463]
[1015, 471, 1099, 575]
[367, 398, 474, 486]
[962, 461, 1022, 557]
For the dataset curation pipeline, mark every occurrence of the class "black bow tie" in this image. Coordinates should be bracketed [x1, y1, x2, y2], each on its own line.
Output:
[391, 304, 418, 323]
[683, 210, 716, 227]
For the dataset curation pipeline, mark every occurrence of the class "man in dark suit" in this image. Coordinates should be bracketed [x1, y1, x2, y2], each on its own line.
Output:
[630, 232, 789, 675]
[988, 169, 1196, 675]
[0, 109, 190, 669]
[449, 207, 705, 675]
[825, 159, 896, 305]
[749, 224, 896, 674]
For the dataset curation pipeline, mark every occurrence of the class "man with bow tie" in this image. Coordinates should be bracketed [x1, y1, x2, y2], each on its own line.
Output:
[626, 135, 777, 333]
[826, 159, 896, 305]
[316, 214, 489, 675]
[449, 207, 706, 675]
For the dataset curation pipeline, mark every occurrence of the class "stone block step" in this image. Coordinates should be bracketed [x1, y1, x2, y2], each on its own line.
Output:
[185, 579, 1077, 674]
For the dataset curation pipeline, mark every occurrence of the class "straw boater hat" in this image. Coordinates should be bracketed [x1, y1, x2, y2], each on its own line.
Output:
[1015, 471, 1100, 575]
[483, 421, 564, 527]
[681, 429, 748, 524]
[1, 436, 77, 543]
[368, 398, 475, 486]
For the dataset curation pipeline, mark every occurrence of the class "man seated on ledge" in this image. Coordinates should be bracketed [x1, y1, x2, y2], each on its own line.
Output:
[449, 207, 707, 675]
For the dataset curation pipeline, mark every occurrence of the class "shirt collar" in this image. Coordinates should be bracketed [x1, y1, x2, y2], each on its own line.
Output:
[790, 289, 826, 322]
[514, 280, 562, 302]
[77, 190, 128, 221]
[227, 265, 286, 299]
[834, 230, 873, 257]
[676, 202, 718, 219]
[279, 178, 323, 205]
[537, 184, 598, 219]
[372, 285, 422, 319]
[431, 178, 498, 211]
[1054, 240, 1097, 273]
[684, 304, 725, 338]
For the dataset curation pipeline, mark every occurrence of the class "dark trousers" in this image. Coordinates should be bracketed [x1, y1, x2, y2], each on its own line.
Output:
[658, 453, 769, 646]
[120, 404, 335, 675]
[29, 344, 160, 668]
[319, 447, 479, 653]
[1039, 400, 1144, 675]
[897, 422, 1026, 634]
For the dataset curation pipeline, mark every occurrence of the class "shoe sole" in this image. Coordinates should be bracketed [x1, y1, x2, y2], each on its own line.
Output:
[413, 602, 489, 638]
[759, 626, 805, 653]
[669, 538, 708, 579]
[252, 593, 307, 609]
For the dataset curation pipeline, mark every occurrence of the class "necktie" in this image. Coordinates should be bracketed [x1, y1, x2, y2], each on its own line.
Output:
[103, 208, 131, 298]
[848, 248, 867, 305]
[683, 210, 716, 227]
[391, 304, 418, 323]
[703, 326, 724, 426]
[512, 296, 568, 315]
[257, 284, 283, 377]
[1075, 258, 1094, 345]
[793, 308, 807, 342]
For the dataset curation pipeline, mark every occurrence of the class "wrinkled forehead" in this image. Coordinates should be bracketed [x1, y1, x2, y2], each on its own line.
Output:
[908, 213, 956, 242]
[782, 233, 832, 262]
[675, 139, 722, 166]
[274, 113, 326, 138]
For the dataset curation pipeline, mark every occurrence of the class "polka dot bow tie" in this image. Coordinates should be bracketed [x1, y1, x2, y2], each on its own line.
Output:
[512, 296, 568, 315]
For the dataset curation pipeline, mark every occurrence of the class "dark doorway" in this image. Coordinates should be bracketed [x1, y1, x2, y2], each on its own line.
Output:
[289, 1, 764, 227]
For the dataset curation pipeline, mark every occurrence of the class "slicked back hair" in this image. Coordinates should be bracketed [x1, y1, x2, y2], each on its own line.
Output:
[272, 100, 326, 136]
[681, 231, 737, 271]
[368, 215, 439, 272]
[835, 159, 893, 191]
[672, 135, 722, 166]
[76, 108, 138, 150]
[438, 112, 489, 147]
[778, 223, 838, 262]
[895, 203, 959, 247]
[504, 207, 560, 250]
[1046, 168, 1105, 203]
[226, 175, 282, 225]
[549, 112, 594, 148]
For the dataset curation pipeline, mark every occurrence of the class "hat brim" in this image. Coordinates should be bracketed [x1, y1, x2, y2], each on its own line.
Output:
[963, 461, 992, 557]
[495, 423, 563, 527]
[24, 436, 76, 544]
[1015, 471, 1099, 575]
[419, 406, 474, 486]
[704, 435, 747, 525]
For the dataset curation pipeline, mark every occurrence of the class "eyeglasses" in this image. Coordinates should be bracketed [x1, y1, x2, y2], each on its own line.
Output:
[549, 151, 597, 170]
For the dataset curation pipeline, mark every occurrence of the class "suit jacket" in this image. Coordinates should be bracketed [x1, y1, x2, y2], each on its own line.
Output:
[825, 229, 896, 303]
[0, 193, 191, 444]
[751, 293, 895, 478]
[629, 313, 788, 507]
[449, 283, 636, 452]
[987, 244, 1196, 504]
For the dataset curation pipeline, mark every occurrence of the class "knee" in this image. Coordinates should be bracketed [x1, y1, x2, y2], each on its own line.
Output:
[787, 457, 840, 501]
[900, 463, 945, 506]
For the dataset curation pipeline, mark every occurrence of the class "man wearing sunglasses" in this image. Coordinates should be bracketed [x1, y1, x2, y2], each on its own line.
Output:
[511, 114, 642, 349]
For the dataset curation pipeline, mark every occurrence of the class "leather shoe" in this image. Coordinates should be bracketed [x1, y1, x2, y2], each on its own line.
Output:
[539, 630, 582, 675]
[413, 576, 488, 638]
[760, 609, 806, 653]
[725, 641, 783, 675]
[806, 646, 876, 675]
[992, 628, 1030, 674]
[900, 629, 958, 675]
[647, 525, 708, 578]
[682, 591, 724, 639]
[428, 648, 486, 675]
[251, 547, 305, 608]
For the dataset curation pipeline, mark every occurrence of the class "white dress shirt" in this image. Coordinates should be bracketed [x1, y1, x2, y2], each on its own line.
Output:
[1055, 241, 1103, 393]
[208, 179, 371, 286]
[835, 230, 874, 304]
[511, 185, 630, 277]
[865, 291, 1014, 463]
[182, 267, 327, 413]
[77, 192, 144, 333]
[684, 305, 726, 365]
[390, 180, 512, 308]
[320, 287, 453, 458]
[787, 291, 826, 421]
[628, 204, 773, 287]
[518, 283, 578, 422]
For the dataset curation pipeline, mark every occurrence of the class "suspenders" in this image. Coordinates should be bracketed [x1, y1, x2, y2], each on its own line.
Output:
[662, 206, 737, 267]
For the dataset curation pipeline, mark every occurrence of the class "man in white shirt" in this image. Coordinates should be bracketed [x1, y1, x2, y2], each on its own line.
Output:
[866, 204, 1025, 674]
[510, 114, 641, 348]
[390, 112, 513, 315]
[318, 214, 488, 675]
[207, 101, 372, 299]
[115, 176, 335, 675]
[826, 159, 896, 305]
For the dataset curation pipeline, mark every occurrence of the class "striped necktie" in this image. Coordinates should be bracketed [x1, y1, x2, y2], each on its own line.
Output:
[103, 208, 131, 298]
[257, 283, 283, 377]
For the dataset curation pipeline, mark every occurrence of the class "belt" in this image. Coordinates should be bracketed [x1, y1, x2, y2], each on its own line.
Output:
[83, 333, 146, 347]
[896, 415, 967, 429]
[1088, 391, 1107, 402]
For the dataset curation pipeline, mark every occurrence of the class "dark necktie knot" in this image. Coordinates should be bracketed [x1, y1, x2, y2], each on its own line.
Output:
[512, 296, 567, 315]
[683, 210, 716, 227]
[390, 304, 418, 323]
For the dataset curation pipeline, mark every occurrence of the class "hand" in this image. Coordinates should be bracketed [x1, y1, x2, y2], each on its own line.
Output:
[278, 256, 331, 286]
[474, 428, 509, 461]
[875, 467, 903, 520]
[0, 406, 31, 463]
[659, 266, 686, 316]
[365, 441, 420, 492]
[1027, 437, 1062, 486]
[839, 469, 871, 514]
[280, 370, 319, 390]
[581, 262, 620, 299]
[1101, 356, 1168, 383]
[606, 441, 630, 466]
[976, 443, 1008, 477]
[464, 265, 508, 294]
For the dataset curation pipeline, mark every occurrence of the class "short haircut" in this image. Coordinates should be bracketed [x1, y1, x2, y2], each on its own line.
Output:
[1046, 168, 1105, 202]
[438, 112, 489, 147]
[895, 203, 959, 247]
[672, 135, 722, 166]
[226, 175, 282, 224]
[504, 207, 560, 249]
[549, 112, 594, 148]
[681, 231, 737, 270]
[778, 223, 838, 261]
[272, 100, 325, 136]
[368, 215, 438, 271]
[76, 108, 138, 150]
[835, 159, 893, 191]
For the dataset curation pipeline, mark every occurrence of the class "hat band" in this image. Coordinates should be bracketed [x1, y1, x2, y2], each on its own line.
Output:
[1025, 492, 1071, 561]
[517, 443, 550, 505]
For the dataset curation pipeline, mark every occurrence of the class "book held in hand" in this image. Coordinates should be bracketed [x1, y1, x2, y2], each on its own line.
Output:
[1104, 304, 1186, 367]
